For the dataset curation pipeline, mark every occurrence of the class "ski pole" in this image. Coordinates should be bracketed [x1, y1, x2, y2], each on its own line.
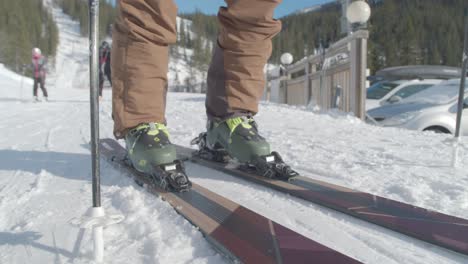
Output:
[452, 8, 468, 168]
[89, 0, 103, 261]
[89, 0, 100, 209]
[69, 2, 123, 262]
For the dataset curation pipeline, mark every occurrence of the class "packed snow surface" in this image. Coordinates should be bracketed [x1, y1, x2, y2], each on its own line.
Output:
[1, 4, 468, 264]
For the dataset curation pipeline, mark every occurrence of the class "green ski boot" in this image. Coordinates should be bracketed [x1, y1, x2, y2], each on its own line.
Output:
[125, 122, 191, 192]
[205, 116, 270, 163]
[191, 116, 298, 181]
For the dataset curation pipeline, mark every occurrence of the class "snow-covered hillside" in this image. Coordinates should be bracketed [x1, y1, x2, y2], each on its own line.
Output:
[1, 4, 468, 264]
[167, 17, 208, 92]
[295, 4, 325, 14]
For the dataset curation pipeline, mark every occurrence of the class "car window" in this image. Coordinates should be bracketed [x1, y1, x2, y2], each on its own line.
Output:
[393, 84, 433, 99]
[367, 81, 400, 99]
[405, 79, 468, 104]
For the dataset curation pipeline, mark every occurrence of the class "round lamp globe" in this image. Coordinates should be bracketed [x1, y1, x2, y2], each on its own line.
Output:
[280, 53, 294, 65]
[346, 1, 371, 24]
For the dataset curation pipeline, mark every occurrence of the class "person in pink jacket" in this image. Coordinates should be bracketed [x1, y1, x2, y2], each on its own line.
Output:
[32, 47, 48, 101]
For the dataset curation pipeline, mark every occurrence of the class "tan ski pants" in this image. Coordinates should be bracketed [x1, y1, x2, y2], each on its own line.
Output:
[111, 0, 282, 138]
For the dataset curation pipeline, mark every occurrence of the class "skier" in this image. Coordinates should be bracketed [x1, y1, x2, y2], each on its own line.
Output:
[99, 41, 112, 99]
[111, 0, 293, 188]
[31, 47, 48, 102]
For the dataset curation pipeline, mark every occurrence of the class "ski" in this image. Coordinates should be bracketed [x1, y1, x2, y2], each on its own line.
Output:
[100, 138, 360, 264]
[175, 144, 468, 256]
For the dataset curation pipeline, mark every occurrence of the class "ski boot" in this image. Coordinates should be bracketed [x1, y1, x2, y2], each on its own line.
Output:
[191, 116, 299, 181]
[125, 122, 191, 192]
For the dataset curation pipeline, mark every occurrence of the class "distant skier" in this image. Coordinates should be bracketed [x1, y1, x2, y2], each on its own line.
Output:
[31, 47, 48, 102]
[99, 41, 112, 99]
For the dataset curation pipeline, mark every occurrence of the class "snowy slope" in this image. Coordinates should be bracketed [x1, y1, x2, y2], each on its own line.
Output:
[1, 3, 468, 264]
[0, 6, 222, 264]
[295, 4, 324, 14]
[167, 17, 208, 92]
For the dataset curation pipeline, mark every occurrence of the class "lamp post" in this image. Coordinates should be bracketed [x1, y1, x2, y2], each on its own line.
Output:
[280, 53, 294, 104]
[346, 0, 370, 119]
[346, 0, 371, 32]
[318, 42, 326, 107]
[452, 8, 468, 167]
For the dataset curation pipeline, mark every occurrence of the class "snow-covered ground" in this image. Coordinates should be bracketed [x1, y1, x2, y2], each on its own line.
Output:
[1, 4, 468, 264]
[167, 17, 208, 92]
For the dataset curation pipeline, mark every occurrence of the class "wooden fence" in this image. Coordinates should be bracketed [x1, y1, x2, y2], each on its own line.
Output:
[270, 30, 369, 119]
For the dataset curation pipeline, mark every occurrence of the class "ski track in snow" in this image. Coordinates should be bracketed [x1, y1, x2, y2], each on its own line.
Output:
[0, 1, 467, 264]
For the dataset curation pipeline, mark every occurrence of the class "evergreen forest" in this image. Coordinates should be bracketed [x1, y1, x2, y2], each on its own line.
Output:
[180, 0, 468, 73]
[0, 0, 59, 73]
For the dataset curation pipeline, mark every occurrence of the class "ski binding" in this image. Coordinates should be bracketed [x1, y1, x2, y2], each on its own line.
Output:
[191, 133, 299, 181]
[122, 156, 192, 192]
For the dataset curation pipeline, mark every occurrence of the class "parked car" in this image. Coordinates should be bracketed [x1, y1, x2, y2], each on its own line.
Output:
[367, 79, 468, 135]
[375, 65, 461, 81]
[366, 79, 442, 110]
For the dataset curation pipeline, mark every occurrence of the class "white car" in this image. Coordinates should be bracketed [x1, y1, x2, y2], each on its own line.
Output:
[367, 79, 468, 135]
[366, 79, 442, 110]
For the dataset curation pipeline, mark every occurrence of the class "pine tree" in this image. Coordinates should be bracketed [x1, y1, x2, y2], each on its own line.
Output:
[178, 0, 467, 74]
[57, 0, 116, 39]
[0, 0, 58, 74]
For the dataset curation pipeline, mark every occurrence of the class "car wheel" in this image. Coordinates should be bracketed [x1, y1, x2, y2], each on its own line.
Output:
[423, 126, 451, 134]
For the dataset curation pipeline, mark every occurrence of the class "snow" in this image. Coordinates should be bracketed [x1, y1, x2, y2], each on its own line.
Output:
[168, 47, 205, 91]
[1, 3, 468, 264]
[294, 4, 325, 15]
[168, 17, 208, 92]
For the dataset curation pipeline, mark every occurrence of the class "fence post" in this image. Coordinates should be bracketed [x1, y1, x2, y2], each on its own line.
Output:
[319, 51, 326, 109]
[305, 60, 311, 104]
[349, 31, 368, 119]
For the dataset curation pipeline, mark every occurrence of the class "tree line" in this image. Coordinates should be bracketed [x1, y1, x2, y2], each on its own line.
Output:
[173, 11, 218, 92]
[54, 0, 116, 39]
[0, 0, 59, 74]
[179, 0, 468, 74]
[367, 0, 467, 73]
